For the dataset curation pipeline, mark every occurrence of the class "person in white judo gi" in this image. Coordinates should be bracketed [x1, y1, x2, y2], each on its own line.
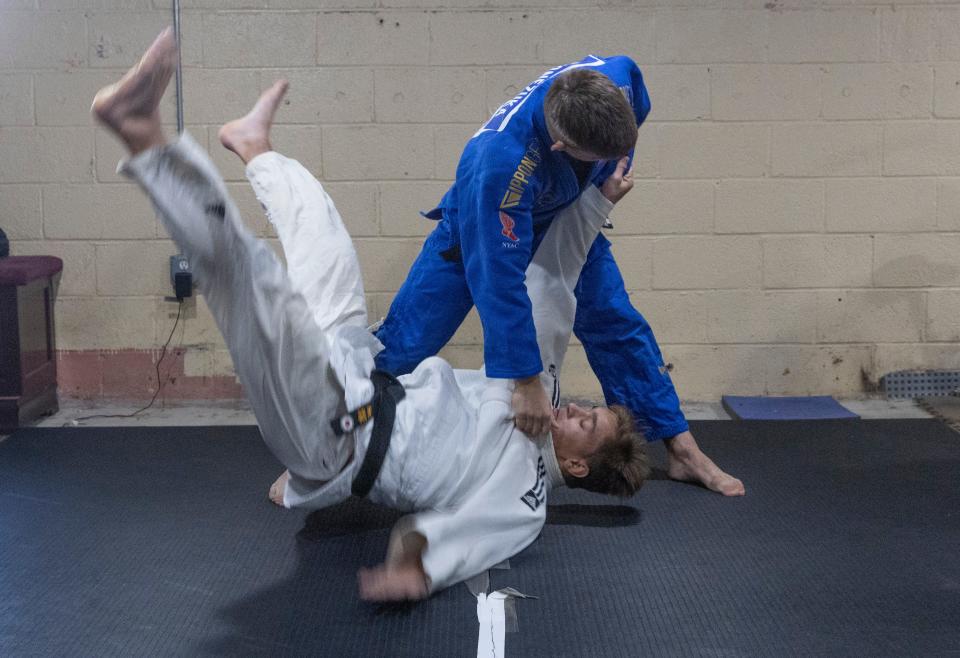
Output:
[92, 29, 649, 602]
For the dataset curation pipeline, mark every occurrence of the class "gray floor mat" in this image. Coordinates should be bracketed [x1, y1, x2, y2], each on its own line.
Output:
[1, 420, 958, 657]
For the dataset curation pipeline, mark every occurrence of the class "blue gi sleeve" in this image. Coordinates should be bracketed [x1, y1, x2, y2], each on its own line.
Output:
[629, 59, 652, 127]
[459, 156, 543, 380]
[607, 54, 652, 127]
[593, 57, 650, 188]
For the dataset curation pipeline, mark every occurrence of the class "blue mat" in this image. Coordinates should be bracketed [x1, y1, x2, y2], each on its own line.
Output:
[722, 395, 859, 420]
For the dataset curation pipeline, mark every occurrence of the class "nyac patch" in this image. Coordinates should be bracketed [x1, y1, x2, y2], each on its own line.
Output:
[499, 211, 519, 242]
[520, 457, 547, 511]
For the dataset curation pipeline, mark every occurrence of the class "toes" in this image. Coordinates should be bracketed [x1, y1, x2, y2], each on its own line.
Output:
[719, 477, 745, 497]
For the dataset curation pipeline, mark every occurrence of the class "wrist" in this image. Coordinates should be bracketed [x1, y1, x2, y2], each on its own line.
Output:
[590, 184, 618, 209]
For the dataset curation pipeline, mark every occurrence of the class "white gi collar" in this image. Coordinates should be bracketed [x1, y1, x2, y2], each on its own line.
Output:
[540, 434, 566, 489]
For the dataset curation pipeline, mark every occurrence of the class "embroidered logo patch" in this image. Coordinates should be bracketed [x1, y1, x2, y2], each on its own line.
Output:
[500, 142, 542, 210]
[499, 211, 519, 242]
[520, 457, 547, 511]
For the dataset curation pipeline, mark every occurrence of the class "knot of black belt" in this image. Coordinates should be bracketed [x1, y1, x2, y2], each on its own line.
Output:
[330, 369, 406, 499]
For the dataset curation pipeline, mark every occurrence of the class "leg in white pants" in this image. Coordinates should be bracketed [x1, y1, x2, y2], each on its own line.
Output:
[120, 133, 353, 483]
[244, 152, 369, 333]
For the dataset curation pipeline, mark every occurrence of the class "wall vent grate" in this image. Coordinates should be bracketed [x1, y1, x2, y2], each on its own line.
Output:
[881, 370, 960, 399]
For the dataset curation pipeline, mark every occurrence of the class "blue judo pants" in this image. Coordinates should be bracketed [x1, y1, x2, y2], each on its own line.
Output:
[374, 223, 689, 442]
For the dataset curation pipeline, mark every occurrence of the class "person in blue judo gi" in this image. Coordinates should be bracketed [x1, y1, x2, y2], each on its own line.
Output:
[374, 55, 744, 496]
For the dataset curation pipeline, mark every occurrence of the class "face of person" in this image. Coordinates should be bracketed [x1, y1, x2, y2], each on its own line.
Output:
[551, 402, 618, 466]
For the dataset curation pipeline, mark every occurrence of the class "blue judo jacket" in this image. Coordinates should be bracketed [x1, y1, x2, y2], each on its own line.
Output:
[423, 55, 651, 379]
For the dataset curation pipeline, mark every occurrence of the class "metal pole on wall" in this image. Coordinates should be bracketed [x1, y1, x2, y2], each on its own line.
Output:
[173, 0, 184, 134]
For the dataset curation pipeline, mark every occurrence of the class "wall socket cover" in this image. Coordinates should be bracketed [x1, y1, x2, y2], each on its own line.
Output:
[169, 254, 193, 299]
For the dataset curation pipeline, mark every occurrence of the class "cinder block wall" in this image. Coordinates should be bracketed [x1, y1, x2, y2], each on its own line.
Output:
[3, 1, 960, 401]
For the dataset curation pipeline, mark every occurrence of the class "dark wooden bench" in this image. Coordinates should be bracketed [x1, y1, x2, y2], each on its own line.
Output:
[1, 256, 63, 433]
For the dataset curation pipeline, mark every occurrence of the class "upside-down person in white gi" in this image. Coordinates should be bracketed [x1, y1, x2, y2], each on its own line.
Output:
[92, 28, 650, 603]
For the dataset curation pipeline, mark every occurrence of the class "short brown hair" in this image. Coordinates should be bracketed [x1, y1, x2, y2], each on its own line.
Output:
[563, 405, 651, 497]
[544, 69, 638, 159]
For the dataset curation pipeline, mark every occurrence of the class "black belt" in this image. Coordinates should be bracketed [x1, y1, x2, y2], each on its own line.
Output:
[330, 369, 406, 499]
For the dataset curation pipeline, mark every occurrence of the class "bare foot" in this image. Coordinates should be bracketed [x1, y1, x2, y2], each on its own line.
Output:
[218, 79, 289, 164]
[268, 470, 289, 507]
[666, 431, 745, 496]
[91, 27, 177, 154]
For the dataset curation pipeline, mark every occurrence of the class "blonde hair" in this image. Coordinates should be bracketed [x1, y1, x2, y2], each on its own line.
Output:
[564, 405, 651, 497]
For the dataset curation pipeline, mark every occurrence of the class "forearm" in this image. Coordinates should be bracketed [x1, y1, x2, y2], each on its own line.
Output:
[476, 306, 543, 379]
[526, 186, 614, 376]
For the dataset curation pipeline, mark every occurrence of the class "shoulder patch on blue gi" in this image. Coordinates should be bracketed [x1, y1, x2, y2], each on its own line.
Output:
[499, 211, 519, 243]
[476, 55, 607, 137]
[520, 456, 547, 511]
[500, 141, 542, 210]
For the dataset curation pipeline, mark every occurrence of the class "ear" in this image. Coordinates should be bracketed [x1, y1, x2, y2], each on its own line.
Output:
[549, 140, 567, 152]
[562, 456, 589, 479]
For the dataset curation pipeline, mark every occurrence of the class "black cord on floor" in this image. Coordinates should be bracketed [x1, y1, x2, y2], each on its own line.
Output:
[70, 300, 184, 424]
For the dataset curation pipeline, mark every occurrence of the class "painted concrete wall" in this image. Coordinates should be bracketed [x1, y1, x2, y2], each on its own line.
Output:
[3, 0, 960, 401]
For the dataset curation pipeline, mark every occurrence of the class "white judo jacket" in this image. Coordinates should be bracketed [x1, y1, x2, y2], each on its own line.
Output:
[285, 187, 614, 593]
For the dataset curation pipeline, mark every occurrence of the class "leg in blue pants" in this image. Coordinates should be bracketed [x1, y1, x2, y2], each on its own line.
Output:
[573, 235, 689, 442]
[573, 235, 744, 495]
[375, 222, 474, 376]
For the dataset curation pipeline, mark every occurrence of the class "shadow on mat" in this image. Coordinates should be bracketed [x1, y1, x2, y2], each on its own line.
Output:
[298, 497, 402, 539]
[299, 492, 645, 530]
[199, 498, 458, 655]
[648, 466, 670, 480]
[200, 498, 643, 653]
[546, 504, 642, 527]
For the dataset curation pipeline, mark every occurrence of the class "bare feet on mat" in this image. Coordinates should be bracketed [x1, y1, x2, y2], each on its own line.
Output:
[268, 470, 289, 507]
[218, 79, 289, 164]
[666, 431, 745, 496]
[91, 27, 176, 154]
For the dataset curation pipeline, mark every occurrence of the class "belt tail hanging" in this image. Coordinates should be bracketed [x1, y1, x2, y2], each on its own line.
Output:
[328, 369, 405, 499]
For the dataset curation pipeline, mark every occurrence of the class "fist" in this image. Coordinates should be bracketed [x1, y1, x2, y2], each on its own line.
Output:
[512, 376, 552, 438]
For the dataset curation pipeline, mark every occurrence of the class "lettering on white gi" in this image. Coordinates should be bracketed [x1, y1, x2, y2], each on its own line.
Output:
[520, 457, 547, 511]
[548, 364, 559, 409]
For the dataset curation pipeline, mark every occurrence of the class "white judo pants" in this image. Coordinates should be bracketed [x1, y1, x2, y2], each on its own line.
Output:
[121, 133, 364, 483]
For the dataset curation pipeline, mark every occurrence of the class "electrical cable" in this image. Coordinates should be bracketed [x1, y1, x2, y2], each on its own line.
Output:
[69, 299, 184, 424]
[69, 0, 184, 425]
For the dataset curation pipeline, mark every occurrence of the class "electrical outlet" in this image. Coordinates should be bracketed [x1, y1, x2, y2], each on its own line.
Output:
[169, 254, 193, 300]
